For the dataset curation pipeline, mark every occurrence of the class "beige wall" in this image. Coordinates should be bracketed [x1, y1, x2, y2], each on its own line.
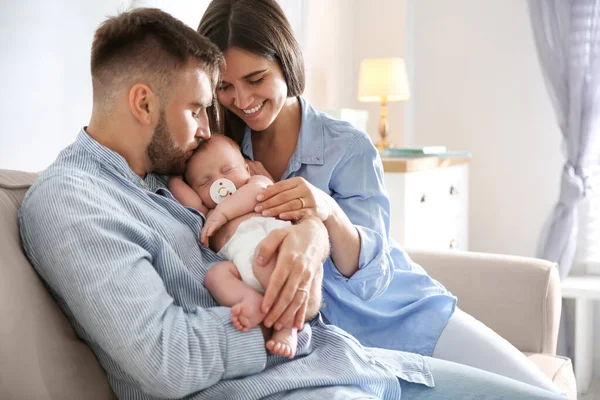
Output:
[349, 0, 407, 147]
[302, 0, 563, 258]
[0, 1, 126, 172]
[304, 0, 563, 257]
[409, 0, 563, 257]
[303, 0, 356, 112]
[0, 0, 208, 173]
[408, 0, 600, 376]
[303, 0, 406, 146]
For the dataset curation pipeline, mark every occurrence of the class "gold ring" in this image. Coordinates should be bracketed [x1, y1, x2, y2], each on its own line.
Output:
[298, 197, 306, 208]
[297, 287, 309, 293]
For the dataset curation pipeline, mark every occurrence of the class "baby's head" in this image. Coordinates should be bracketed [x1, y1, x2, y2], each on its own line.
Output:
[185, 134, 251, 209]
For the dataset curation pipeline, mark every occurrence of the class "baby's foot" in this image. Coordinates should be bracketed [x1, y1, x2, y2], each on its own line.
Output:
[266, 328, 298, 359]
[231, 291, 265, 332]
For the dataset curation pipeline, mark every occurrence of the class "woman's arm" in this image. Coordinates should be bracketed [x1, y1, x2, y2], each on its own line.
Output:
[323, 135, 394, 300]
[256, 134, 394, 301]
[323, 202, 361, 277]
[255, 178, 359, 278]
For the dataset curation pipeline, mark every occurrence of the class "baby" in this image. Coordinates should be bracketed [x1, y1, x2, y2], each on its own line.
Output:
[169, 134, 298, 358]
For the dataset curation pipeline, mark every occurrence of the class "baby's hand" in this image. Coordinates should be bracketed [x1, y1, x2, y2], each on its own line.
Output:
[200, 211, 228, 248]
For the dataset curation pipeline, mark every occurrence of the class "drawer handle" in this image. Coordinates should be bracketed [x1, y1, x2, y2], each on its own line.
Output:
[449, 239, 458, 249]
[420, 194, 427, 203]
[449, 186, 458, 196]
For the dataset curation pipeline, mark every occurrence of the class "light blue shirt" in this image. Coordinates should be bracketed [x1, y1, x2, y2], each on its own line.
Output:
[242, 97, 457, 356]
[19, 129, 434, 399]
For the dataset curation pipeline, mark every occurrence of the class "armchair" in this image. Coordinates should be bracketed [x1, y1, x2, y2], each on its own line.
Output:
[0, 169, 575, 399]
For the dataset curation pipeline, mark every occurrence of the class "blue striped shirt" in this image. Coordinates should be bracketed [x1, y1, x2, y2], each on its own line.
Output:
[242, 97, 457, 356]
[19, 129, 433, 399]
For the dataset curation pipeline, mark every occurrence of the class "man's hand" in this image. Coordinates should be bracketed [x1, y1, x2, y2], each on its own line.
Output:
[254, 216, 329, 330]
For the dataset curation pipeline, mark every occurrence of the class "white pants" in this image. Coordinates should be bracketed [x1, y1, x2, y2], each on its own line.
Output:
[217, 216, 291, 293]
[432, 308, 563, 394]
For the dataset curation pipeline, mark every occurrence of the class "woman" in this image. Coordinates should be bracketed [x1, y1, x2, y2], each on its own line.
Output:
[196, 0, 563, 397]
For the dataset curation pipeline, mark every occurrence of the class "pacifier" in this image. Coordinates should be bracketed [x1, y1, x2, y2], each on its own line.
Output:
[210, 178, 237, 204]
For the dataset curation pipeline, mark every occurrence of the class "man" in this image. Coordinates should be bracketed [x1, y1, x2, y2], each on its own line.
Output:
[18, 7, 565, 400]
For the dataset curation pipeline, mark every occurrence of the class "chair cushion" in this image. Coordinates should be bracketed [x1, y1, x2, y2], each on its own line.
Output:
[0, 169, 115, 400]
[525, 352, 576, 400]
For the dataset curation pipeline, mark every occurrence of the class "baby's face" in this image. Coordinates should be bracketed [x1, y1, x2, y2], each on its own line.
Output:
[185, 136, 251, 209]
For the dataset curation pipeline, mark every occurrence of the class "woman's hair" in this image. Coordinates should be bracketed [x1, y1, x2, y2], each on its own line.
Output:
[198, 0, 305, 146]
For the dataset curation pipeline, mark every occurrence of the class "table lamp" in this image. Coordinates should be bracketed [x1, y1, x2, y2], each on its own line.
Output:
[358, 57, 410, 149]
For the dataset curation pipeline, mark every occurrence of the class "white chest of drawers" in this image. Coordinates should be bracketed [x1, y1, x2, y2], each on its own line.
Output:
[382, 157, 470, 251]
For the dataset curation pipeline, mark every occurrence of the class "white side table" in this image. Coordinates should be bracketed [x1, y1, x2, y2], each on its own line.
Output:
[561, 275, 600, 394]
[382, 156, 470, 251]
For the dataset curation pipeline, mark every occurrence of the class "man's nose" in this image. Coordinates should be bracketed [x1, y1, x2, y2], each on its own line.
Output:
[196, 110, 211, 140]
[196, 126, 210, 141]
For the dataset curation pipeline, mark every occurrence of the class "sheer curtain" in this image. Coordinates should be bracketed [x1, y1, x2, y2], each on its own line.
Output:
[528, 0, 600, 357]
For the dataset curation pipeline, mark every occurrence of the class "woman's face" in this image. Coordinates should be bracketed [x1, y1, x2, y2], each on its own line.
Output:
[217, 47, 289, 132]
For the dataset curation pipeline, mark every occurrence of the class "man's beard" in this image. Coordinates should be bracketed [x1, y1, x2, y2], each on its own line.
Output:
[147, 112, 194, 175]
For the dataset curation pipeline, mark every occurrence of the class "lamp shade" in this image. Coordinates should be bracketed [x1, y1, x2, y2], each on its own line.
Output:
[358, 57, 410, 102]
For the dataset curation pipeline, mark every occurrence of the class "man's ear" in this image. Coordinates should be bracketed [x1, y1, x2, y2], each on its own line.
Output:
[245, 162, 250, 173]
[129, 83, 157, 126]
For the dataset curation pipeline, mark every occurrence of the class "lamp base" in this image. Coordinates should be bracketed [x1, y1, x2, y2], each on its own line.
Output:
[377, 99, 393, 150]
[375, 139, 392, 150]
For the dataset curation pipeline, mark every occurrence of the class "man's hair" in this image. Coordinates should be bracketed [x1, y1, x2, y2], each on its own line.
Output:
[91, 8, 224, 112]
[197, 0, 305, 145]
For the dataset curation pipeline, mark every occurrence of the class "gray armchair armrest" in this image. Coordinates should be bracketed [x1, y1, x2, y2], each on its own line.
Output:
[407, 249, 561, 355]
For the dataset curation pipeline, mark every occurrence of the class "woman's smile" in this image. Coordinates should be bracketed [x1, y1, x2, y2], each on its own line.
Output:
[241, 100, 266, 119]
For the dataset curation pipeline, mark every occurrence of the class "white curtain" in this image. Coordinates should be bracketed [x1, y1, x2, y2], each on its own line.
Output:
[528, 0, 600, 356]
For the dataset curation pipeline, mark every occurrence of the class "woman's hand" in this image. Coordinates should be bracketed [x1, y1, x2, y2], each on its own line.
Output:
[246, 160, 274, 181]
[254, 216, 329, 330]
[255, 177, 335, 222]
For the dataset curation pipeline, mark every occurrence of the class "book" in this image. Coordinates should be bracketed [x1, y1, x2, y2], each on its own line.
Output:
[379, 146, 448, 157]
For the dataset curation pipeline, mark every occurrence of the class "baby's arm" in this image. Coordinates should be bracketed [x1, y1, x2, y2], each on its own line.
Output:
[201, 175, 272, 246]
[168, 177, 209, 215]
[214, 175, 272, 220]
